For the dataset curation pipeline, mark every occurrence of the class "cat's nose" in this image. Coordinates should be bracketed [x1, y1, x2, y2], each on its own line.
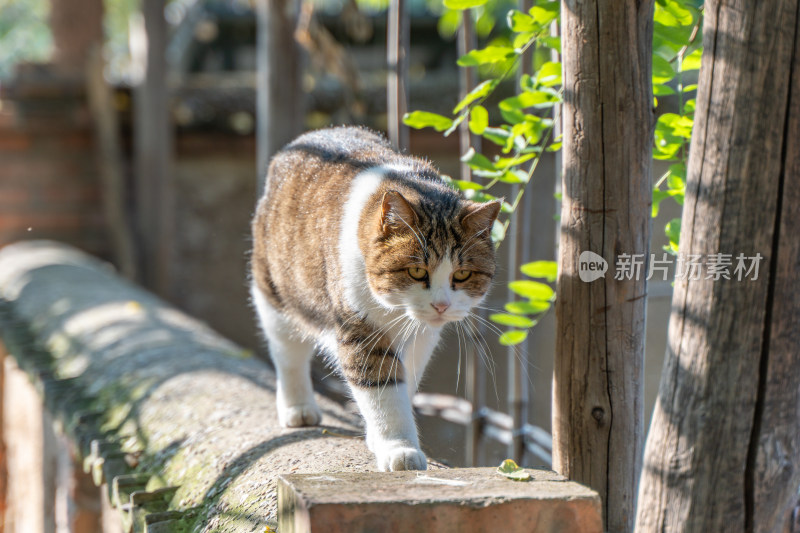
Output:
[431, 302, 450, 314]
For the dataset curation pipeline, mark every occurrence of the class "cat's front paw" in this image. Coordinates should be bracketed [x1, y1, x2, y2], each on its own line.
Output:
[375, 444, 427, 471]
[279, 404, 322, 427]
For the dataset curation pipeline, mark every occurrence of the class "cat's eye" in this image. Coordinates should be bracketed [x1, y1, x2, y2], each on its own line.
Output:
[453, 269, 472, 282]
[408, 267, 428, 281]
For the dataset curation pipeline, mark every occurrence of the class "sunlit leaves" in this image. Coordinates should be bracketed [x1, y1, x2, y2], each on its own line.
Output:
[664, 218, 681, 254]
[457, 45, 517, 67]
[490, 313, 536, 328]
[453, 80, 499, 114]
[460, 148, 496, 172]
[509, 280, 555, 301]
[402, 111, 453, 132]
[499, 329, 528, 346]
[468, 105, 489, 134]
[505, 301, 550, 315]
[520, 260, 557, 282]
[443, 0, 488, 10]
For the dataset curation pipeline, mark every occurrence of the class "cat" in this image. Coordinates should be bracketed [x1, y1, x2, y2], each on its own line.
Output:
[250, 126, 499, 471]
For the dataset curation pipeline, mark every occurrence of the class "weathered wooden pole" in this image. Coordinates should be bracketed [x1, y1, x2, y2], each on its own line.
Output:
[134, 0, 174, 296]
[636, 1, 800, 531]
[256, 0, 304, 195]
[554, 1, 653, 531]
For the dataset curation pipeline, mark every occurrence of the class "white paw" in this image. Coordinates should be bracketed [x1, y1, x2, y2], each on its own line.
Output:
[375, 444, 427, 471]
[279, 404, 322, 427]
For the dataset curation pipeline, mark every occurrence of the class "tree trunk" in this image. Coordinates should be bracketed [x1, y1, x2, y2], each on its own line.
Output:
[554, 1, 653, 531]
[636, 1, 800, 531]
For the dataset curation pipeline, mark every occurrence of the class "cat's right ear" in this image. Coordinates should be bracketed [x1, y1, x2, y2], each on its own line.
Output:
[460, 200, 501, 236]
[380, 190, 419, 234]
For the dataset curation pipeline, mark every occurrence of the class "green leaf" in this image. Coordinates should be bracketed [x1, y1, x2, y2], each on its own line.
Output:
[481, 126, 512, 146]
[495, 152, 537, 170]
[652, 189, 671, 217]
[499, 329, 529, 346]
[665, 217, 681, 243]
[499, 90, 555, 111]
[443, 114, 467, 136]
[652, 55, 676, 84]
[460, 148, 496, 171]
[507, 10, 537, 33]
[513, 31, 537, 49]
[505, 300, 550, 314]
[457, 46, 517, 67]
[682, 48, 703, 71]
[437, 9, 461, 38]
[403, 111, 453, 132]
[509, 280, 555, 301]
[490, 313, 536, 328]
[661, 0, 694, 25]
[443, 0, 488, 10]
[497, 458, 532, 480]
[491, 219, 506, 242]
[453, 80, 499, 114]
[535, 61, 562, 86]
[496, 169, 528, 184]
[451, 179, 484, 191]
[653, 83, 676, 96]
[529, 1, 559, 26]
[469, 105, 489, 135]
[653, 21, 693, 46]
[520, 260, 557, 281]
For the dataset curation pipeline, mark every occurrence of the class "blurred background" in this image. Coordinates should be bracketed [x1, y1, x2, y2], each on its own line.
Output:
[0, 0, 682, 470]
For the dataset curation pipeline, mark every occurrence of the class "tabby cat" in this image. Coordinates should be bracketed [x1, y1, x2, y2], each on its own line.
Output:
[250, 126, 499, 471]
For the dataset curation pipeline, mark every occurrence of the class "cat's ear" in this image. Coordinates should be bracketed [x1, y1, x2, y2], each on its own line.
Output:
[380, 190, 419, 234]
[460, 200, 501, 236]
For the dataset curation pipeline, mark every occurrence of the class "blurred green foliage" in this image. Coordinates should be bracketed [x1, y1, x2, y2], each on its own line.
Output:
[0, 0, 140, 82]
[0, 0, 52, 80]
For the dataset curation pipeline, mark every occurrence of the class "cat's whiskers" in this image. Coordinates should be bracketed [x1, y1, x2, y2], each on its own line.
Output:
[380, 314, 420, 395]
[463, 318, 500, 406]
[462, 315, 500, 396]
[355, 313, 409, 384]
[459, 227, 490, 259]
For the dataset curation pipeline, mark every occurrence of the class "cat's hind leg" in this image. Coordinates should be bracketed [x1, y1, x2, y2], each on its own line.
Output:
[251, 283, 321, 427]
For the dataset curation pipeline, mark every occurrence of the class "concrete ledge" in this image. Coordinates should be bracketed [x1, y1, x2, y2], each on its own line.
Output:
[0, 240, 382, 531]
[278, 467, 603, 533]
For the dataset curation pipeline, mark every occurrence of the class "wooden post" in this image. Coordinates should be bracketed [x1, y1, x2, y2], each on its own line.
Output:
[554, 1, 653, 531]
[387, 0, 409, 151]
[636, 2, 800, 531]
[256, 0, 304, 195]
[86, 49, 138, 280]
[134, 0, 173, 296]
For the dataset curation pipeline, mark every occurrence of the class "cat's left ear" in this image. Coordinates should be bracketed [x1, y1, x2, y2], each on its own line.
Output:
[380, 190, 420, 234]
[460, 200, 501, 236]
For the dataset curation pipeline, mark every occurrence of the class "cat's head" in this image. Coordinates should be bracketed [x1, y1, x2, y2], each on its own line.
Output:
[363, 189, 500, 328]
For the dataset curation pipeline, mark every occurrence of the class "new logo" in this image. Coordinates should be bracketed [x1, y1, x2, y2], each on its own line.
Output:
[578, 251, 608, 282]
